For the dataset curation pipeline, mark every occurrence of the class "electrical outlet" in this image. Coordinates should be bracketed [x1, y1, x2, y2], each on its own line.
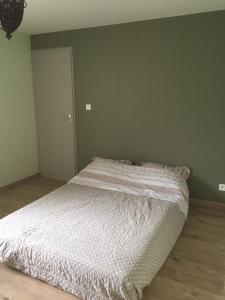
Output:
[219, 184, 225, 192]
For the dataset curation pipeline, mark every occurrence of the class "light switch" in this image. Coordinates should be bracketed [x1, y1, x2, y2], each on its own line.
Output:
[86, 104, 92, 111]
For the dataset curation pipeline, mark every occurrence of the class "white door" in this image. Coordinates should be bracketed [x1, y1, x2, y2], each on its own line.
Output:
[32, 48, 76, 181]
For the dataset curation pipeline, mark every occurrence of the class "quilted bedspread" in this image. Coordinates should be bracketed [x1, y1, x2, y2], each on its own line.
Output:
[0, 182, 185, 299]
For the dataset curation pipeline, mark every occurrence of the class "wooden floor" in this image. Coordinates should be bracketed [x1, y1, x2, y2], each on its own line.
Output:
[0, 177, 225, 300]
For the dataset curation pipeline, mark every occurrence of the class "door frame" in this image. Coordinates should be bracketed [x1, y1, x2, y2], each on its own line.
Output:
[68, 46, 78, 175]
[32, 47, 78, 176]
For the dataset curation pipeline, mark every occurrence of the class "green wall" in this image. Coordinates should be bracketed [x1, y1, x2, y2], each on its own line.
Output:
[31, 10, 225, 203]
[0, 33, 39, 187]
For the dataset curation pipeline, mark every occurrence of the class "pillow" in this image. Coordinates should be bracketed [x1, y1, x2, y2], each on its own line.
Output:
[141, 161, 190, 181]
[92, 157, 132, 165]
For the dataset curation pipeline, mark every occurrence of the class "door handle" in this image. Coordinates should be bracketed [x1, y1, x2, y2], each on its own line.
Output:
[65, 113, 72, 123]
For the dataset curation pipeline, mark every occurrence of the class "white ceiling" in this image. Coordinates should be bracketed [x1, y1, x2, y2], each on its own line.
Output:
[21, 0, 225, 35]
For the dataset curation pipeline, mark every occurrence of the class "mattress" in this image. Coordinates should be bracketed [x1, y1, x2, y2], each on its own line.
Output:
[0, 158, 188, 300]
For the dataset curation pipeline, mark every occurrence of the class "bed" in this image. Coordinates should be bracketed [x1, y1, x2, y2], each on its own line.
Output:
[0, 158, 189, 300]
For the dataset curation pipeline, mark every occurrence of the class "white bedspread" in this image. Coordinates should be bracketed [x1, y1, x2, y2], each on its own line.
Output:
[0, 159, 188, 299]
[0, 183, 185, 300]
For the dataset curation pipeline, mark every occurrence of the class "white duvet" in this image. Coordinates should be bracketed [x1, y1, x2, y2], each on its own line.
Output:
[0, 159, 188, 299]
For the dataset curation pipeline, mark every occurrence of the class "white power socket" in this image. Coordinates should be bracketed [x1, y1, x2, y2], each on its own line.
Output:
[219, 184, 225, 192]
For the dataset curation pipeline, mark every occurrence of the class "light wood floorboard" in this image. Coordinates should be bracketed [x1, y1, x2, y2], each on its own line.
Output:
[0, 177, 225, 300]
